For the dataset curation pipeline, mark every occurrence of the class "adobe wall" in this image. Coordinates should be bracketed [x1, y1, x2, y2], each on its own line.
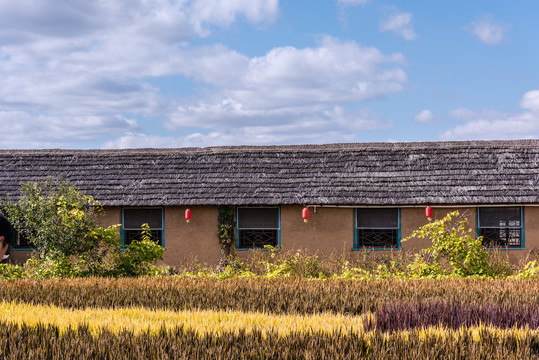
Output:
[7, 205, 539, 266]
[280, 205, 353, 255]
[101, 206, 121, 228]
[162, 206, 221, 267]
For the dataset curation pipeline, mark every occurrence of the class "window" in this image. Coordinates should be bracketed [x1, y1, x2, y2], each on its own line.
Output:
[237, 207, 280, 249]
[355, 208, 400, 249]
[122, 208, 164, 246]
[478, 207, 523, 248]
[10, 231, 36, 250]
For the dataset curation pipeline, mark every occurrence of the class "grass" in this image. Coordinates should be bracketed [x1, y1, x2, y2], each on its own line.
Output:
[0, 300, 370, 337]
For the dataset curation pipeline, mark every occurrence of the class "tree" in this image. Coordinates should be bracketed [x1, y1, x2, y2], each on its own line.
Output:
[1, 177, 119, 257]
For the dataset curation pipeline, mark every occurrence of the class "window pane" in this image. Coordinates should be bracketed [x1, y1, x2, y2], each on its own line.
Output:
[357, 229, 398, 248]
[124, 208, 163, 229]
[481, 228, 521, 248]
[356, 208, 398, 228]
[238, 208, 279, 229]
[124, 230, 163, 246]
[11, 231, 36, 249]
[239, 229, 278, 248]
[479, 207, 520, 227]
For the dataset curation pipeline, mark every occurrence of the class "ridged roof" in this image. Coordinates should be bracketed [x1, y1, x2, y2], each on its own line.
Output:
[0, 140, 538, 206]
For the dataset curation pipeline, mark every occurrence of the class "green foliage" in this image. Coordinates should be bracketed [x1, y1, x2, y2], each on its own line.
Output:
[262, 246, 327, 279]
[217, 206, 235, 261]
[1, 177, 118, 257]
[403, 211, 494, 277]
[0, 263, 24, 280]
[0, 178, 166, 278]
[514, 260, 539, 279]
[116, 224, 166, 276]
[23, 254, 80, 279]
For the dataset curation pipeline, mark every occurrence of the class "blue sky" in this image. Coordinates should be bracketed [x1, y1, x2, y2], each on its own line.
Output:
[0, 0, 538, 149]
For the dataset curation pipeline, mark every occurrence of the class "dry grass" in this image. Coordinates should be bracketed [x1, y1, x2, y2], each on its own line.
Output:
[0, 300, 370, 337]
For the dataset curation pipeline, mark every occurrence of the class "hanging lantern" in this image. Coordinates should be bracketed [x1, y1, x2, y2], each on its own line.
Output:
[185, 209, 192, 223]
[302, 207, 310, 223]
[425, 206, 433, 220]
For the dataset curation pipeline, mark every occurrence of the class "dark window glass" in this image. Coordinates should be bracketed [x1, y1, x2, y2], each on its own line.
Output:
[356, 208, 399, 228]
[356, 208, 399, 249]
[124, 208, 163, 229]
[10, 230, 36, 249]
[123, 208, 163, 246]
[237, 208, 279, 249]
[238, 208, 279, 229]
[479, 207, 522, 248]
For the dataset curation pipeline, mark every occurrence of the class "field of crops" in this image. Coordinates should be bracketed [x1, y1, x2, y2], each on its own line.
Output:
[2, 278, 539, 359]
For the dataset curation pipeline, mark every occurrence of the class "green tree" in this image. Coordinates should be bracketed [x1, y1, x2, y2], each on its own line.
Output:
[1, 177, 119, 257]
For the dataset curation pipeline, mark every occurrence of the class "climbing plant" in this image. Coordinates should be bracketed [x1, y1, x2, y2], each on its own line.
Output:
[217, 206, 235, 262]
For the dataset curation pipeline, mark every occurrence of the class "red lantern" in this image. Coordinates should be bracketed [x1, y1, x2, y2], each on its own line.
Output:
[185, 209, 192, 223]
[302, 207, 310, 223]
[425, 206, 433, 219]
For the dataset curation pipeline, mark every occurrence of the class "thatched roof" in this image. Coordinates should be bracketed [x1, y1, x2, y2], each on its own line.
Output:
[0, 140, 538, 206]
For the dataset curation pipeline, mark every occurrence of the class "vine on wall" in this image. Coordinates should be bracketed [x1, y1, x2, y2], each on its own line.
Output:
[217, 206, 235, 264]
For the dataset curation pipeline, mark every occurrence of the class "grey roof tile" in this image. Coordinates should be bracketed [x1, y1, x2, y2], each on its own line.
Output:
[0, 140, 538, 206]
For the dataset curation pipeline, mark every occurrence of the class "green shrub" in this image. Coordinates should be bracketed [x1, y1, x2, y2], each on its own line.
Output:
[116, 224, 166, 276]
[0, 263, 24, 280]
[23, 254, 80, 279]
[514, 260, 539, 279]
[1, 177, 119, 257]
[403, 211, 495, 277]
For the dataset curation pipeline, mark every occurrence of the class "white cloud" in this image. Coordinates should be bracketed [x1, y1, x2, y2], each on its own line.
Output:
[414, 109, 436, 123]
[105, 106, 392, 148]
[466, 15, 510, 45]
[440, 90, 539, 140]
[189, 0, 279, 36]
[0, 111, 138, 149]
[519, 90, 539, 113]
[0, 0, 279, 148]
[160, 36, 404, 145]
[168, 36, 406, 127]
[379, 8, 416, 41]
[0, 1, 404, 149]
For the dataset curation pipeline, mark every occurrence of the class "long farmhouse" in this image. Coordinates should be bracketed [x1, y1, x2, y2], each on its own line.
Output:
[1, 139, 538, 265]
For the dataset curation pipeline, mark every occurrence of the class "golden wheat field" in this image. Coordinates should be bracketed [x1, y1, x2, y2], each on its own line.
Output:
[2, 277, 539, 359]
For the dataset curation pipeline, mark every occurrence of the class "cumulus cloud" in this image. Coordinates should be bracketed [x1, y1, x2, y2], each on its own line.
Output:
[466, 15, 510, 45]
[414, 109, 436, 124]
[519, 90, 539, 113]
[189, 0, 279, 35]
[0, 0, 279, 148]
[0, 0, 404, 149]
[0, 111, 138, 149]
[379, 7, 416, 41]
[440, 90, 539, 140]
[105, 106, 392, 148]
[156, 36, 404, 146]
[167, 36, 406, 128]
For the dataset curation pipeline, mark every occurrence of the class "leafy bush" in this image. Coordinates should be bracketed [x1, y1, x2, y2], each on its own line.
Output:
[0, 263, 24, 280]
[514, 260, 539, 279]
[1, 178, 165, 278]
[403, 211, 495, 277]
[116, 224, 166, 277]
[1, 177, 119, 257]
[261, 246, 328, 279]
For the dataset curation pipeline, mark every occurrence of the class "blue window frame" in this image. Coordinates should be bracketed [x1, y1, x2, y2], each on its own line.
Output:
[354, 208, 401, 249]
[477, 207, 524, 248]
[236, 207, 280, 250]
[122, 207, 164, 247]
